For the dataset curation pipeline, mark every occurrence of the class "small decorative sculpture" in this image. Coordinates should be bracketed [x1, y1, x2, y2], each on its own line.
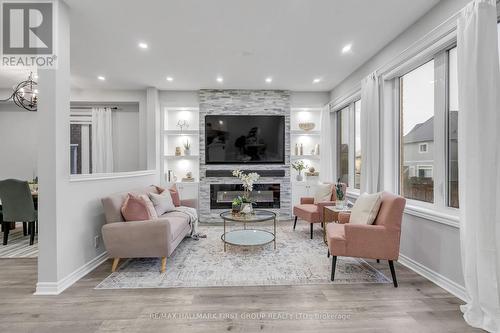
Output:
[298, 122, 315, 131]
[177, 120, 189, 132]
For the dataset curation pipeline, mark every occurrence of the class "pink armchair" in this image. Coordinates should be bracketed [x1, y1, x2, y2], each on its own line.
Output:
[326, 192, 406, 287]
[293, 183, 346, 239]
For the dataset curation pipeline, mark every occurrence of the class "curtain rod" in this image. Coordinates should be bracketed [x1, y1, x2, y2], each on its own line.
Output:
[70, 106, 122, 110]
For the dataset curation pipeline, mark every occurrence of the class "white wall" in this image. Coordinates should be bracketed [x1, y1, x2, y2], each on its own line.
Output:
[36, 1, 161, 293]
[329, 0, 470, 293]
[0, 99, 38, 181]
[112, 104, 140, 172]
[290, 91, 330, 108]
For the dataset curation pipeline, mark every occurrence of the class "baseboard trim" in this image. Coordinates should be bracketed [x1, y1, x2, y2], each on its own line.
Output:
[34, 251, 108, 295]
[398, 254, 466, 302]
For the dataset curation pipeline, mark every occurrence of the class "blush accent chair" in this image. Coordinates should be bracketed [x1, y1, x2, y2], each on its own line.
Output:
[326, 192, 406, 287]
[292, 183, 346, 239]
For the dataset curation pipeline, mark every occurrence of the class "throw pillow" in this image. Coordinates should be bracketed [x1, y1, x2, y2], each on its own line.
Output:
[154, 184, 181, 207]
[349, 192, 383, 225]
[314, 183, 333, 203]
[149, 191, 175, 216]
[121, 193, 158, 221]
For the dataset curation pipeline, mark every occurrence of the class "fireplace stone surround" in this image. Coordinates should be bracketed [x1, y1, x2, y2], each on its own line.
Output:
[199, 90, 291, 223]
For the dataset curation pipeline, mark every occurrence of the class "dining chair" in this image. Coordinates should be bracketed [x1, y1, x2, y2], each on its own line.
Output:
[0, 179, 38, 245]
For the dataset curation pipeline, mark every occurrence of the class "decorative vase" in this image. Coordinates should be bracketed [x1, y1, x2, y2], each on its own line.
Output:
[184, 148, 191, 156]
[296, 173, 303, 182]
[336, 199, 346, 209]
[240, 203, 253, 215]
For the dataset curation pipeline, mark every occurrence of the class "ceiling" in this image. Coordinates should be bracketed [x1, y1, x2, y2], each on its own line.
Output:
[0, 0, 440, 91]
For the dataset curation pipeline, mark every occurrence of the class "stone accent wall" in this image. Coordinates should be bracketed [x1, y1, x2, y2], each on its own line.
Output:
[199, 89, 291, 222]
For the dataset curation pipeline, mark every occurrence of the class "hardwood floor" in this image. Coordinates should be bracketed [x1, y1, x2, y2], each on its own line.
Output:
[0, 258, 481, 333]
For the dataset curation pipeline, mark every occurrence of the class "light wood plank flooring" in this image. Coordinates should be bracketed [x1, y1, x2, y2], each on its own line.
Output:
[0, 258, 481, 333]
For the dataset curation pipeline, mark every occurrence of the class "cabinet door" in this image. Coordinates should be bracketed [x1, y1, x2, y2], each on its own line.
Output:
[177, 183, 199, 200]
[292, 183, 308, 206]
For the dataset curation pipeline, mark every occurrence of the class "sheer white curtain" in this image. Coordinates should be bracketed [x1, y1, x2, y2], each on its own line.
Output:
[91, 107, 114, 173]
[457, 0, 500, 331]
[359, 72, 380, 193]
[320, 104, 334, 182]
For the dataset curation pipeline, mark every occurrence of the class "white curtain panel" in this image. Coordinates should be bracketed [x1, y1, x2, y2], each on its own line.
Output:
[359, 73, 380, 193]
[320, 104, 334, 182]
[91, 107, 114, 173]
[457, 0, 500, 331]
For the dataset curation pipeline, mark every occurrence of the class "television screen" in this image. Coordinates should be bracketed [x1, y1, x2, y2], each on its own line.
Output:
[205, 115, 285, 164]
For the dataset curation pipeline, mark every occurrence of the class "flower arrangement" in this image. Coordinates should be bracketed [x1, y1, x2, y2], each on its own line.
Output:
[291, 160, 308, 181]
[183, 140, 191, 150]
[232, 169, 260, 199]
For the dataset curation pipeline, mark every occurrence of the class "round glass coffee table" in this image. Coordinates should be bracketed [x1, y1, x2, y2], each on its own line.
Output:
[220, 210, 277, 252]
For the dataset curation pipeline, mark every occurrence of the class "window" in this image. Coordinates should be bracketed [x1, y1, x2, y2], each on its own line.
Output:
[337, 106, 349, 186]
[400, 60, 435, 204]
[419, 143, 428, 153]
[354, 100, 361, 189]
[335, 99, 361, 190]
[70, 123, 92, 174]
[448, 47, 459, 208]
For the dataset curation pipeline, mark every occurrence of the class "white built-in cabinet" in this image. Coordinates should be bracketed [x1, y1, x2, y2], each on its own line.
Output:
[290, 107, 323, 207]
[160, 106, 200, 200]
[292, 182, 321, 206]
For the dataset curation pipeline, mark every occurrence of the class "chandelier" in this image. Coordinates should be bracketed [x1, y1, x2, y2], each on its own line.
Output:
[0, 72, 38, 111]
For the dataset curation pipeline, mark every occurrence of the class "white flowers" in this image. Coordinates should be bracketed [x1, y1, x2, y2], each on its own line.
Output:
[232, 169, 260, 193]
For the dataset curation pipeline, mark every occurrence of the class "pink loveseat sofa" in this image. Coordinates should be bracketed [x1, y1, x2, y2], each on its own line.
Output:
[326, 192, 406, 287]
[101, 185, 196, 273]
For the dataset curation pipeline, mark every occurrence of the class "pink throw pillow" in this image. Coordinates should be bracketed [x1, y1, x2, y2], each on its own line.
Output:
[121, 193, 158, 221]
[154, 185, 181, 207]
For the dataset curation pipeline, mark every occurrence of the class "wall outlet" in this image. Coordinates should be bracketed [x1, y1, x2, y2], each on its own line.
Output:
[94, 235, 100, 248]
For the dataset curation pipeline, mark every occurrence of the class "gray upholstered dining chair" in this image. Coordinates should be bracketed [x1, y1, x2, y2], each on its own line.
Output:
[0, 179, 38, 245]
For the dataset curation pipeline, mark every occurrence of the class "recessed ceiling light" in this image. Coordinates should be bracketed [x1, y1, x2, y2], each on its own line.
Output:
[265, 77, 273, 83]
[97, 75, 105, 81]
[342, 43, 352, 54]
[216, 76, 223, 83]
[313, 78, 321, 84]
[138, 42, 148, 49]
[166, 76, 174, 82]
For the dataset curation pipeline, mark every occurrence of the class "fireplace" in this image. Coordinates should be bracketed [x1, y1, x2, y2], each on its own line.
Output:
[210, 184, 280, 209]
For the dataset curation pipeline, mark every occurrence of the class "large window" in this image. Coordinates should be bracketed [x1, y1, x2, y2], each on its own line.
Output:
[400, 60, 435, 203]
[337, 106, 349, 185]
[354, 100, 361, 189]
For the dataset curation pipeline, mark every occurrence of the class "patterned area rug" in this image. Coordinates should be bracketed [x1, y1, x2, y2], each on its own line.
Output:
[0, 226, 38, 258]
[96, 222, 389, 289]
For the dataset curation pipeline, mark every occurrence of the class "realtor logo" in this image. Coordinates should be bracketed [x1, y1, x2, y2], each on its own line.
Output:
[1, 1, 57, 68]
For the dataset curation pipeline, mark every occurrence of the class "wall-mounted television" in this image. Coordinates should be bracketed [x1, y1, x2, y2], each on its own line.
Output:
[205, 115, 285, 164]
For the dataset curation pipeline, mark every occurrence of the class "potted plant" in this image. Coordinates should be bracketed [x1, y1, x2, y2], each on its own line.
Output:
[183, 140, 191, 156]
[335, 178, 346, 209]
[232, 169, 260, 214]
[232, 197, 242, 214]
[292, 160, 307, 181]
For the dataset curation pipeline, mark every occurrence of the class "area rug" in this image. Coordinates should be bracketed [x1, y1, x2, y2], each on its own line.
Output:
[96, 222, 389, 289]
[0, 226, 38, 258]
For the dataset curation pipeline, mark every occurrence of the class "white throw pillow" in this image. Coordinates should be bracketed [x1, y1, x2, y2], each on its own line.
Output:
[314, 183, 333, 203]
[349, 192, 383, 225]
[149, 191, 175, 216]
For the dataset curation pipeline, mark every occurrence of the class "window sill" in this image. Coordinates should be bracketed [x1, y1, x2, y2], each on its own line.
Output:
[69, 170, 157, 183]
[404, 203, 459, 229]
